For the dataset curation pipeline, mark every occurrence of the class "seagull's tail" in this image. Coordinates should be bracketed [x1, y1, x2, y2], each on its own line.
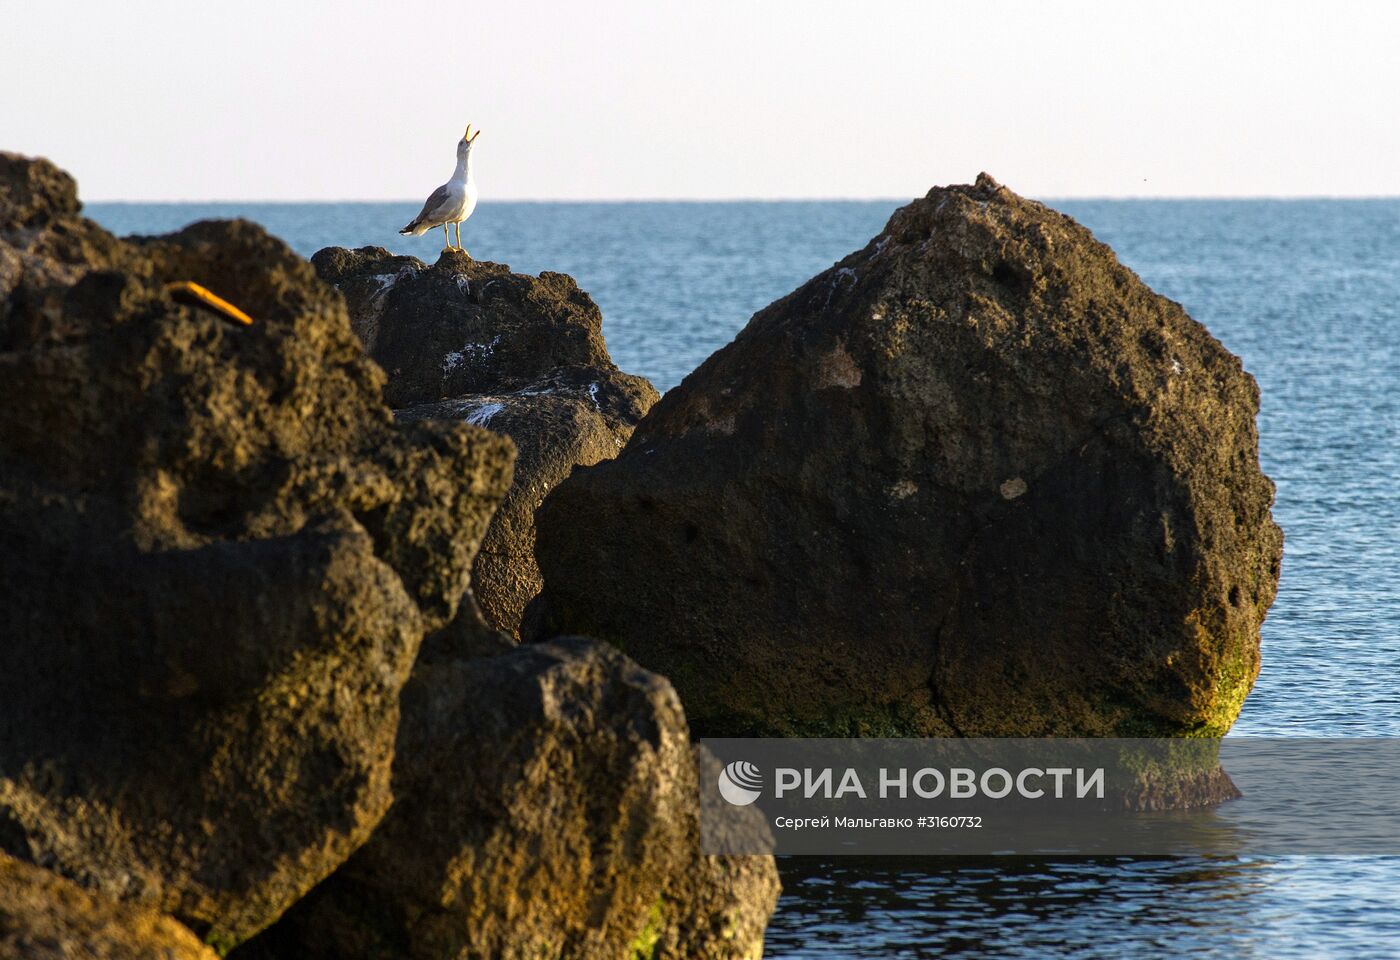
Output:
[399, 219, 430, 237]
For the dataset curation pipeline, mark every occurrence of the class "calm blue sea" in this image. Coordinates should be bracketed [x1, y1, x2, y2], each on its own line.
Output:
[88, 197, 1400, 957]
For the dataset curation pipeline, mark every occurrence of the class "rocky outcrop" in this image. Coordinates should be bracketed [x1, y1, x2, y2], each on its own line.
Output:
[529, 174, 1283, 739]
[0, 853, 217, 960]
[313, 247, 658, 636]
[308, 247, 639, 406]
[0, 153, 515, 948]
[234, 639, 779, 960]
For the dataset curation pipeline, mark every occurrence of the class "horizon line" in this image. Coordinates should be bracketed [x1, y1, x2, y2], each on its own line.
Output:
[84, 193, 1400, 205]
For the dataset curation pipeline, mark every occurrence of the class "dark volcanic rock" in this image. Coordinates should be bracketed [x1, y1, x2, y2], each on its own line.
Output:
[529, 174, 1283, 739]
[0, 154, 133, 350]
[398, 369, 654, 636]
[236, 639, 779, 960]
[0, 852, 217, 960]
[0, 154, 515, 947]
[0, 152, 81, 230]
[310, 245, 630, 407]
[314, 246, 658, 636]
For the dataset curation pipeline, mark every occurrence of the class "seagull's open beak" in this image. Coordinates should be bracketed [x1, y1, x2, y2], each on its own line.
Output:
[464, 124, 473, 142]
[470, 127, 481, 143]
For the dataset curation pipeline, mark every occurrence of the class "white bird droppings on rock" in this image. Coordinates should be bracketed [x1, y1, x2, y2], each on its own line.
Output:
[441, 335, 502, 376]
[462, 402, 505, 427]
[360, 268, 419, 325]
[1000, 477, 1028, 500]
[369, 265, 419, 296]
[821, 267, 860, 307]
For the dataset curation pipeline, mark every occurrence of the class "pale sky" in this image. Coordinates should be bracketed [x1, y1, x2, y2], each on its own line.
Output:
[3, 0, 1398, 200]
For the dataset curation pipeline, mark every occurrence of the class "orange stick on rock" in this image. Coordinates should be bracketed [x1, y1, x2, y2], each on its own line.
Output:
[165, 281, 254, 326]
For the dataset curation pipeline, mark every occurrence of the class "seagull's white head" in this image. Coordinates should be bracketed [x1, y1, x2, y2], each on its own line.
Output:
[458, 124, 482, 159]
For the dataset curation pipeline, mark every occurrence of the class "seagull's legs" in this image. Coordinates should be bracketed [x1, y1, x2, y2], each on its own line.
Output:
[453, 221, 462, 249]
[442, 223, 451, 249]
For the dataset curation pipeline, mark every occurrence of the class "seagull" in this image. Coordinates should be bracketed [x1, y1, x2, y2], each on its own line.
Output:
[400, 124, 481, 253]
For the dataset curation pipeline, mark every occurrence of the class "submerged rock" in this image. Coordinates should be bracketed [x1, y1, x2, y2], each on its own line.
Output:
[236, 639, 779, 960]
[530, 174, 1283, 739]
[0, 154, 515, 947]
[0, 852, 217, 960]
[314, 246, 657, 636]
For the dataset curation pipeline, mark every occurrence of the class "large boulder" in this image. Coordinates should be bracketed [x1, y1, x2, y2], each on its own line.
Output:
[0, 154, 515, 948]
[313, 247, 657, 636]
[0, 852, 217, 960]
[529, 174, 1283, 739]
[234, 638, 779, 960]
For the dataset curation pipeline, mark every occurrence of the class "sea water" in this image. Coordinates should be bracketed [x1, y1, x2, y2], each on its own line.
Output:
[88, 197, 1400, 957]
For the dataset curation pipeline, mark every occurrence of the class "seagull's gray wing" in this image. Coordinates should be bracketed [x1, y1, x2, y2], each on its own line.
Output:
[409, 183, 452, 227]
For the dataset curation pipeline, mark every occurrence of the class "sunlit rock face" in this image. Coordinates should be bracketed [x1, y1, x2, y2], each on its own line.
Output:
[0, 152, 514, 947]
[231, 639, 780, 960]
[0, 852, 220, 960]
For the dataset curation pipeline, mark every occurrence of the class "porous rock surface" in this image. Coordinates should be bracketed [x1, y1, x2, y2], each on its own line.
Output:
[529, 174, 1283, 739]
[0, 852, 218, 960]
[668, 748, 785, 958]
[313, 246, 658, 636]
[0, 153, 514, 948]
[235, 638, 780, 960]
